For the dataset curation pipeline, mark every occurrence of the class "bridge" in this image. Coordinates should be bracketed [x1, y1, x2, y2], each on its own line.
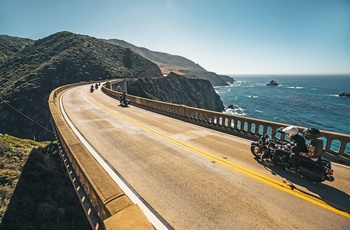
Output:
[48, 81, 350, 230]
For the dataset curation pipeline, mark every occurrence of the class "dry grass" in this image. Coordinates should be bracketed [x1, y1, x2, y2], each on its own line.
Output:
[155, 62, 191, 76]
[0, 134, 49, 223]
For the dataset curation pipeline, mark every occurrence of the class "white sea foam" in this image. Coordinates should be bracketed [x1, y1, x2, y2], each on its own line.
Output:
[223, 107, 246, 116]
[287, 86, 305, 89]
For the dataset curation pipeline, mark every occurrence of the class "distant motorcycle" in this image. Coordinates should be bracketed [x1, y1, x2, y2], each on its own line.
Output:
[250, 129, 334, 182]
[120, 98, 130, 107]
[119, 92, 130, 107]
[90, 85, 94, 93]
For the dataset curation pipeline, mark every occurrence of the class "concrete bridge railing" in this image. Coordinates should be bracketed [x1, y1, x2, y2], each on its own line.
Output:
[48, 82, 154, 230]
[102, 81, 350, 157]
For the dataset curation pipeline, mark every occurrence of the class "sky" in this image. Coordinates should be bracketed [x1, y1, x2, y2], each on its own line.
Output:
[1, 0, 350, 75]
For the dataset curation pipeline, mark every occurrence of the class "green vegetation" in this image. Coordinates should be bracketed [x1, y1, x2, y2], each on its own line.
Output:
[0, 134, 89, 230]
[0, 35, 34, 62]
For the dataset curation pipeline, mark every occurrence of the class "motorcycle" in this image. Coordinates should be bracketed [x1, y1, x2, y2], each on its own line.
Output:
[90, 85, 94, 93]
[250, 129, 334, 182]
[119, 98, 131, 107]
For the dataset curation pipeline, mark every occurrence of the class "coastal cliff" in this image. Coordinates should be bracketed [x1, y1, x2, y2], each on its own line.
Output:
[129, 72, 225, 112]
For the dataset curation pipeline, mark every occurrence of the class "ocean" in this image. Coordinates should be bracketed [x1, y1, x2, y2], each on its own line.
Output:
[215, 75, 350, 138]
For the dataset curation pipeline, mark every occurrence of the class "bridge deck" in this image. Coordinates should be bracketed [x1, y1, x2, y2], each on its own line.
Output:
[61, 85, 350, 229]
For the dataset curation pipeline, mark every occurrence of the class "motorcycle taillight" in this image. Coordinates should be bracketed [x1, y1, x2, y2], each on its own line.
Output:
[327, 169, 334, 175]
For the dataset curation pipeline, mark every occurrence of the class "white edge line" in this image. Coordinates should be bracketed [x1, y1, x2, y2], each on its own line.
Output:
[59, 89, 169, 230]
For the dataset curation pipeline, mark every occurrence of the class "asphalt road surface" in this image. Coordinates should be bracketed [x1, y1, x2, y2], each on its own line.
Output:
[61, 85, 350, 230]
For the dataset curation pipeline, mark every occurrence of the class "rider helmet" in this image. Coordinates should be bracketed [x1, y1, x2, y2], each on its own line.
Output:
[282, 126, 299, 137]
[303, 128, 321, 140]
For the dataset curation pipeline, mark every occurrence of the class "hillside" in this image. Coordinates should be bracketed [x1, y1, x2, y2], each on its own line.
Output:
[106, 39, 234, 86]
[107, 39, 205, 72]
[0, 35, 34, 62]
[0, 32, 163, 140]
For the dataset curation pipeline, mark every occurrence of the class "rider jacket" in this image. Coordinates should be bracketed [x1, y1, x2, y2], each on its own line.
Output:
[300, 138, 324, 161]
[274, 134, 307, 154]
[120, 93, 127, 101]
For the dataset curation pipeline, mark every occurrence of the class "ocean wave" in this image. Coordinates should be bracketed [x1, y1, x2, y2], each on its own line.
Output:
[223, 107, 246, 116]
[229, 83, 243, 87]
[287, 86, 305, 89]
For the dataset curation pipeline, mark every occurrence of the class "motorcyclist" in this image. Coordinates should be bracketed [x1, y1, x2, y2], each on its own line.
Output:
[90, 85, 94, 93]
[119, 91, 128, 106]
[266, 126, 307, 168]
[286, 128, 324, 172]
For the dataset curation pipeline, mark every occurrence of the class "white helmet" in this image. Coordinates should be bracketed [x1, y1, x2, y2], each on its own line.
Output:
[282, 126, 299, 137]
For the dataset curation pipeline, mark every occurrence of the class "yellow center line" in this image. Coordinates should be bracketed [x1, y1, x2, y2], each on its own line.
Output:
[84, 88, 350, 219]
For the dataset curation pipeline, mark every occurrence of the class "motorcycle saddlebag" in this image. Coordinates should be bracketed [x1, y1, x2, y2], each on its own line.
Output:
[298, 163, 326, 182]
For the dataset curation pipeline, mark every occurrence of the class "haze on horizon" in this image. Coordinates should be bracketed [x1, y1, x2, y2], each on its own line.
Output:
[1, 0, 349, 75]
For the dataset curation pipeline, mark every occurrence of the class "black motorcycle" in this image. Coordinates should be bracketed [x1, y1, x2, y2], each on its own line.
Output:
[120, 98, 130, 107]
[250, 130, 334, 182]
[90, 85, 94, 93]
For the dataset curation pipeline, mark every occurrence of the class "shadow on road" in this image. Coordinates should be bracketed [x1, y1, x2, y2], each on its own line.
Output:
[255, 159, 350, 215]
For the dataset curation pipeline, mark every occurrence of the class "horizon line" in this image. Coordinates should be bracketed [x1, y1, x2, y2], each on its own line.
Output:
[219, 73, 350, 76]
